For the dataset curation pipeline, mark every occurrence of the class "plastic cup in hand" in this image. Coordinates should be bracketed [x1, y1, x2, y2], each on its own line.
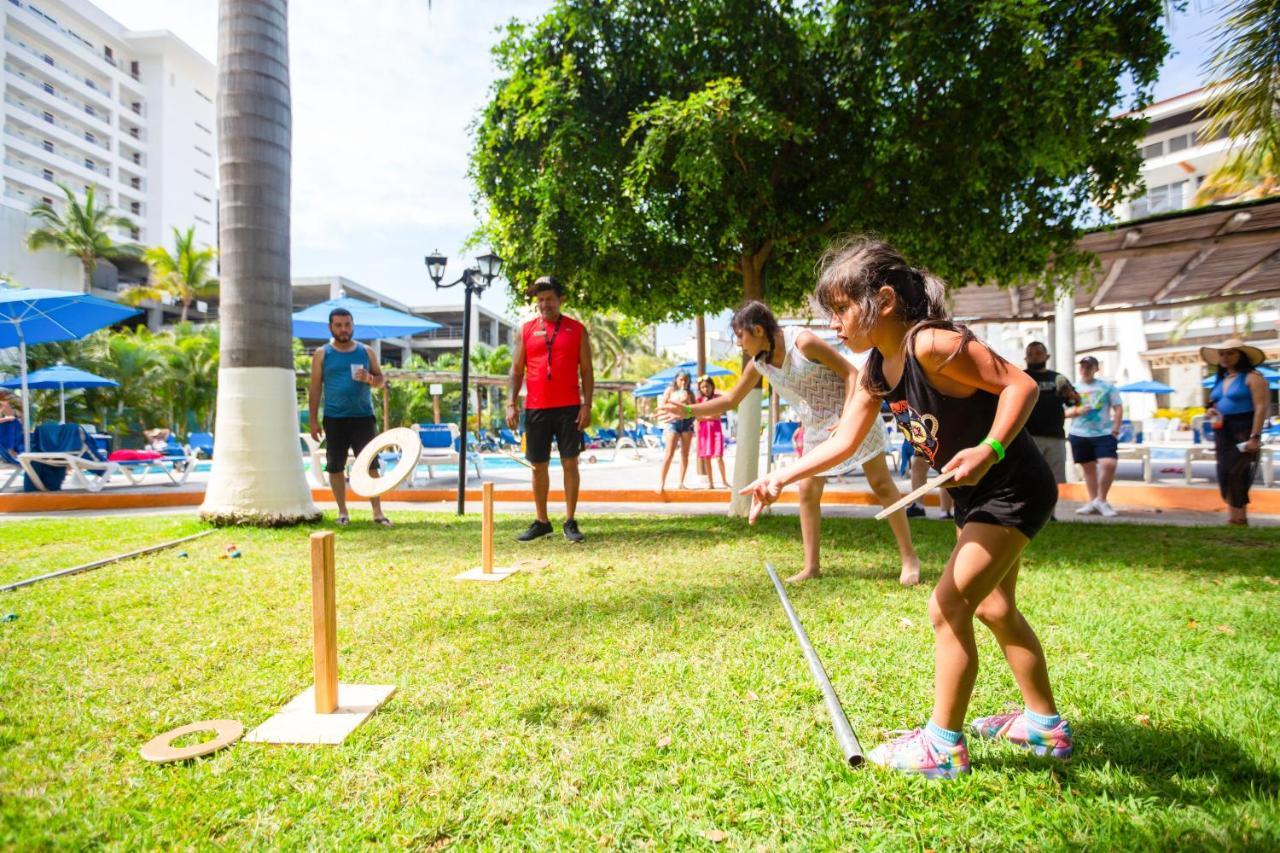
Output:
[350, 364, 362, 381]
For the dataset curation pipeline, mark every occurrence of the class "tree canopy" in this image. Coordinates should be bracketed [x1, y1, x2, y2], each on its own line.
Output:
[471, 0, 1173, 322]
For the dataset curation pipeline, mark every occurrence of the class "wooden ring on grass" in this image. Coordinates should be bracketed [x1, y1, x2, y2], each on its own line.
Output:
[140, 719, 243, 763]
[349, 427, 423, 498]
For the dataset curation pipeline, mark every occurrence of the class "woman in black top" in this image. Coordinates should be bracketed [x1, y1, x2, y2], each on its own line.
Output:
[744, 237, 1069, 780]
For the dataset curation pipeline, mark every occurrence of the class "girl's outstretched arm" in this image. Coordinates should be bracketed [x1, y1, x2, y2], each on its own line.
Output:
[918, 328, 1039, 486]
[659, 362, 759, 421]
[740, 382, 881, 520]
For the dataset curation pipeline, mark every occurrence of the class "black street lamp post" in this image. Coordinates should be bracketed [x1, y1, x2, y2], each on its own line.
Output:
[425, 249, 503, 515]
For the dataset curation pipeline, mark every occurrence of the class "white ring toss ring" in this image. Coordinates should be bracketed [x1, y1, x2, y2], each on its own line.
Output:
[349, 427, 423, 498]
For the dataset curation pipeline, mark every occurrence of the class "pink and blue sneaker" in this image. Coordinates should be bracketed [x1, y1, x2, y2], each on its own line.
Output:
[970, 711, 1073, 759]
[866, 728, 971, 779]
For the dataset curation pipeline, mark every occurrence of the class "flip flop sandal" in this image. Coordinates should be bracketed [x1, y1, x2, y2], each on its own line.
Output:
[335, 516, 350, 526]
[373, 517, 393, 527]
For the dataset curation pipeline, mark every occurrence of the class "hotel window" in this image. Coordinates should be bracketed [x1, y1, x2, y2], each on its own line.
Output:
[41, 168, 53, 181]
[42, 139, 53, 152]
[42, 54, 53, 66]
[84, 131, 95, 143]
[85, 104, 95, 117]
[130, 201, 140, 214]
[130, 227, 139, 240]
[84, 158, 94, 170]
[41, 196, 53, 205]
[1141, 141, 1163, 160]
[42, 111, 53, 123]
[1167, 133, 1190, 153]
[1130, 180, 1187, 218]
[42, 81, 54, 95]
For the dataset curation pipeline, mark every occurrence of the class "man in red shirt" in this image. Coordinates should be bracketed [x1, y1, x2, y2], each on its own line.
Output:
[506, 276, 594, 542]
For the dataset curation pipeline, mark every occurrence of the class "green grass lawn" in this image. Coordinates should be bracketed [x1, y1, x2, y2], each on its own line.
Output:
[1, 512, 1277, 849]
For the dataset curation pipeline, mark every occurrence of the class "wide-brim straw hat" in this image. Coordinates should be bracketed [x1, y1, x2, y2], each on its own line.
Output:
[1200, 337, 1266, 367]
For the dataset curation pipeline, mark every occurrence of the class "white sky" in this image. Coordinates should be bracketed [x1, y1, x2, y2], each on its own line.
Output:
[92, 0, 1221, 348]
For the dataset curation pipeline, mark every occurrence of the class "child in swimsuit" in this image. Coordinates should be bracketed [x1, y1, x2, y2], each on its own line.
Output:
[743, 236, 1070, 778]
[663, 301, 921, 585]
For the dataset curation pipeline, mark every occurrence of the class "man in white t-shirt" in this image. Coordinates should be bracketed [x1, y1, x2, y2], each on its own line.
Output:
[1067, 356, 1123, 517]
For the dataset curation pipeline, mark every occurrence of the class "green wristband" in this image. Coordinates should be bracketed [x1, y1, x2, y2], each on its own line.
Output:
[684, 404, 693, 418]
[981, 436, 1005, 462]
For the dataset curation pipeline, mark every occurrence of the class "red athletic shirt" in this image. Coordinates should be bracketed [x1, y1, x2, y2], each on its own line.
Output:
[523, 314, 584, 409]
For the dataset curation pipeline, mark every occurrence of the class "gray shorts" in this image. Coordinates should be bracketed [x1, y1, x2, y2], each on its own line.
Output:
[1031, 435, 1067, 484]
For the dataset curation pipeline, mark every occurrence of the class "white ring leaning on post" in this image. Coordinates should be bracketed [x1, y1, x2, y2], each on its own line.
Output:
[348, 427, 423, 498]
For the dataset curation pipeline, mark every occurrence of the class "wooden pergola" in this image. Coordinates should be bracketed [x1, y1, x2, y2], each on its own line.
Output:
[950, 196, 1280, 324]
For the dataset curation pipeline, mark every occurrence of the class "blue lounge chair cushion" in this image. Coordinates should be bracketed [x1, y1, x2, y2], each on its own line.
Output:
[23, 422, 90, 491]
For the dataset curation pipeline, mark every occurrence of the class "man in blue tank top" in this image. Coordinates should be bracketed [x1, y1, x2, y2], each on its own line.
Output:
[307, 307, 391, 526]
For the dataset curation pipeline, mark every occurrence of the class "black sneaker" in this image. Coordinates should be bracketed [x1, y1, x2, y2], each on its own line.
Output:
[905, 503, 926, 519]
[563, 519, 584, 543]
[516, 520, 554, 542]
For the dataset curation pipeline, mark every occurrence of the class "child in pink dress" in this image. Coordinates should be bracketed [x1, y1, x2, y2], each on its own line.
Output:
[695, 377, 728, 488]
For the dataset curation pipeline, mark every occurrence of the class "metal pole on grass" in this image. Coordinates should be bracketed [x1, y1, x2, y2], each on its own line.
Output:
[765, 562, 864, 768]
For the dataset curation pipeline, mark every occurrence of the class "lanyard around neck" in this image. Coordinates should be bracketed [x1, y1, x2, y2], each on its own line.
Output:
[543, 316, 563, 382]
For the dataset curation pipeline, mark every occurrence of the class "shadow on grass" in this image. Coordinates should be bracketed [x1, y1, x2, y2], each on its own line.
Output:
[981, 717, 1280, 806]
[516, 700, 610, 728]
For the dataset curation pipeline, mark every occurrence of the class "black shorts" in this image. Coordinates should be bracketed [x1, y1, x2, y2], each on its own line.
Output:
[949, 435, 1058, 540]
[1069, 433, 1118, 464]
[323, 415, 378, 474]
[524, 405, 582, 464]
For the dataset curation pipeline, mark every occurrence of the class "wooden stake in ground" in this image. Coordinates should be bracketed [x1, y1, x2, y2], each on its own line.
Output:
[245, 532, 394, 744]
[311, 531, 338, 714]
[454, 482, 546, 581]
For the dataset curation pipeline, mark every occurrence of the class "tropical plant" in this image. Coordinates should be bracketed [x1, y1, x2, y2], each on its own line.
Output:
[25, 184, 140, 292]
[201, 0, 318, 525]
[123, 227, 219, 322]
[1193, 0, 1280, 204]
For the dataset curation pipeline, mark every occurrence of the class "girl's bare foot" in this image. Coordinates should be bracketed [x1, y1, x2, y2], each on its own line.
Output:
[786, 568, 822, 583]
[899, 555, 921, 586]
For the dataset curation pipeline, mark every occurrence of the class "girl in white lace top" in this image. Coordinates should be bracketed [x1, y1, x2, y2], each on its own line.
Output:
[661, 301, 920, 585]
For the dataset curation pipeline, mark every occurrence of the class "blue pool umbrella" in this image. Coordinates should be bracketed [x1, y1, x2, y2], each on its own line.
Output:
[0, 287, 140, 450]
[647, 360, 735, 383]
[1118, 380, 1176, 394]
[291, 296, 442, 341]
[1201, 365, 1279, 389]
[0, 363, 118, 424]
[633, 380, 667, 398]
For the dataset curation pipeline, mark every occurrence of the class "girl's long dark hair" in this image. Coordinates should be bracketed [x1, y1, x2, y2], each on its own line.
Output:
[813, 235, 1004, 395]
[730, 300, 781, 365]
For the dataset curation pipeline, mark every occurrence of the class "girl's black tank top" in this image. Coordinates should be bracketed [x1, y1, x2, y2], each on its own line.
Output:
[868, 345, 1034, 473]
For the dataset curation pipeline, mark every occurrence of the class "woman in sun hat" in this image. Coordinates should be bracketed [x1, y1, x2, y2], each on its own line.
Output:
[1202, 338, 1271, 526]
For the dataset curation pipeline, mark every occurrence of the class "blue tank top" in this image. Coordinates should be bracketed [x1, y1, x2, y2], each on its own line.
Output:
[322, 343, 373, 418]
[1210, 373, 1254, 417]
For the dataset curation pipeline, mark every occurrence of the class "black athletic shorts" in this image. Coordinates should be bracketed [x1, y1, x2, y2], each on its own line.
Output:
[323, 415, 378, 474]
[524, 405, 582, 464]
[949, 434, 1058, 540]
[1069, 433, 1118, 464]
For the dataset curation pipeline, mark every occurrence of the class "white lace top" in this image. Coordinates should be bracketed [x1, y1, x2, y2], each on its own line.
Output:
[755, 326, 887, 476]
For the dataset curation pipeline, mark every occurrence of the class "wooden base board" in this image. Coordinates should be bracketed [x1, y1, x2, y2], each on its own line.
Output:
[244, 684, 395, 745]
[453, 557, 548, 582]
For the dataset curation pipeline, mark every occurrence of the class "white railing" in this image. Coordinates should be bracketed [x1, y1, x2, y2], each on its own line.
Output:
[2, 33, 113, 106]
[2, 94, 112, 151]
[3, 124, 112, 177]
[4, 62, 112, 128]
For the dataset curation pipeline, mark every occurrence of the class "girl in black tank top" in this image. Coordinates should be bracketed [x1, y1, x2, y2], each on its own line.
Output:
[742, 236, 1068, 780]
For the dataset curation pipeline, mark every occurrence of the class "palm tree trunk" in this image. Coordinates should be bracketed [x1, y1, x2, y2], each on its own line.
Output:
[82, 256, 94, 293]
[202, 0, 319, 525]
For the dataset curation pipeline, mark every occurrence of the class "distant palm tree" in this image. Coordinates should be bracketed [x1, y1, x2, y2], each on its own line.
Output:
[1169, 300, 1268, 341]
[1193, 0, 1280, 205]
[123, 227, 219, 322]
[26, 184, 140, 292]
[201, 0, 318, 525]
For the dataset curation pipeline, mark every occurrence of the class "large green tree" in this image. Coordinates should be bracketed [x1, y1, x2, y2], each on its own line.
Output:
[472, 0, 1173, 512]
[471, 0, 1172, 320]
